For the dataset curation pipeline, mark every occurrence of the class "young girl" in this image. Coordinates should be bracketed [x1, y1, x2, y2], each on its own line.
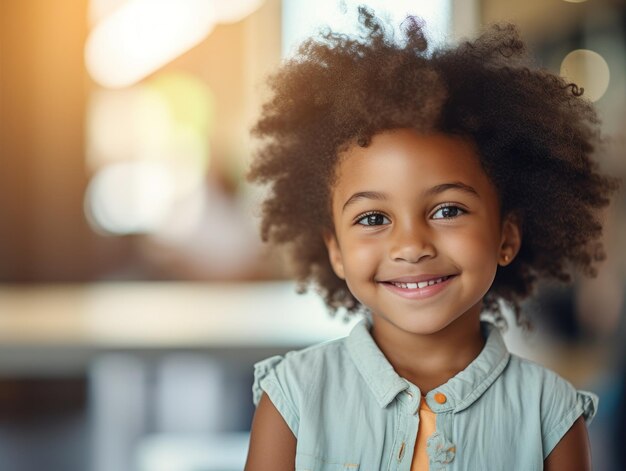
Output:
[244, 7, 620, 470]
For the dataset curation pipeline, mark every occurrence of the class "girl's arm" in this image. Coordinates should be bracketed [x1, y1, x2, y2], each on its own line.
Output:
[543, 417, 592, 470]
[244, 392, 297, 470]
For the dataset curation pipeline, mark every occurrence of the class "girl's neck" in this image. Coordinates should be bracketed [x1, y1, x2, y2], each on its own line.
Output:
[370, 304, 486, 394]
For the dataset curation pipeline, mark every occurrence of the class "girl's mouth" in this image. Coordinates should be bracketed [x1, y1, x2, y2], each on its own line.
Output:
[380, 275, 457, 300]
[388, 275, 452, 289]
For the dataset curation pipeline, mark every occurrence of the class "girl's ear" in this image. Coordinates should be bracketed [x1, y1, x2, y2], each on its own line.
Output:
[498, 213, 522, 267]
[323, 230, 345, 280]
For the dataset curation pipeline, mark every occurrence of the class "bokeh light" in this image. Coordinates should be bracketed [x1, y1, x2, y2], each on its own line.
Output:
[86, 87, 172, 168]
[560, 49, 610, 102]
[88, 0, 129, 26]
[85, 0, 216, 88]
[212, 0, 265, 24]
[85, 71, 215, 235]
[84, 160, 176, 235]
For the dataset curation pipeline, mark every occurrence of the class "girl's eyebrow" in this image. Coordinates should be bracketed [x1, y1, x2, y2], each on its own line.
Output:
[342, 191, 387, 212]
[341, 181, 479, 213]
[426, 181, 480, 199]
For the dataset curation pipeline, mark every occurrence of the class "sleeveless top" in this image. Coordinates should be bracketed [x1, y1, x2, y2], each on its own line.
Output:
[252, 318, 598, 470]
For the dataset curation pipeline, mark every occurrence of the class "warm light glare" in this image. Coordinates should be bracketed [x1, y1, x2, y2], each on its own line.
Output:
[86, 87, 172, 168]
[88, 0, 129, 26]
[213, 0, 265, 23]
[147, 73, 215, 141]
[85, 160, 176, 235]
[85, 72, 215, 236]
[87, 74, 214, 169]
[560, 49, 610, 102]
[85, 0, 216, 88]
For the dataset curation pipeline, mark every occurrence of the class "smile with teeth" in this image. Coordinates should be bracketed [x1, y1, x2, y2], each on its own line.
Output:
[389, 275, 451, 289]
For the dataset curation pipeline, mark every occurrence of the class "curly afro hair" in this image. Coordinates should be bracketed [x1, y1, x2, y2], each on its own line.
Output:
[247, 6, 620, 327]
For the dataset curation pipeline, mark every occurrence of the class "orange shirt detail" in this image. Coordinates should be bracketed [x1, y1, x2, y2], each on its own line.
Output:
[411, 396, 436, 470]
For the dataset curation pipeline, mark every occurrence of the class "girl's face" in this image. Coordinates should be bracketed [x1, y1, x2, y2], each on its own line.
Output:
[324, 128, 520, 336]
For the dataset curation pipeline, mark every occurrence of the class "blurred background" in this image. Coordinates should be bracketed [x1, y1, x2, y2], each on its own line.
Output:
[0, 0, 625, 470]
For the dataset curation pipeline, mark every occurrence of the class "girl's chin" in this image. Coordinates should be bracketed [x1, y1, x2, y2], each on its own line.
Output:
[371, 313, 462, 336]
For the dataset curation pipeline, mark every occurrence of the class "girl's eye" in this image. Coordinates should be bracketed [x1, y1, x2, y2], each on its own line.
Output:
[356, 212, 390, 226]
[432, 205, 466, 219]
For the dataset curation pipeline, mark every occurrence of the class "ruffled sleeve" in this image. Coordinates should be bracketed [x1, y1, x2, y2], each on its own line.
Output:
[541, 375, 599, 459]
[576, 389, 599, 425]
[252, 354, 300, 437]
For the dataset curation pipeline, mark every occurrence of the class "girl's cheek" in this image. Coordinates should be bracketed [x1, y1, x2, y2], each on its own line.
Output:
[346, 238, 383, 263]
[447, 228, 500, 263]
[349, 239, 377, 255]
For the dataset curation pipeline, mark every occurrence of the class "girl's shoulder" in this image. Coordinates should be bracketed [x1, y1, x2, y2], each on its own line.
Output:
[501, 353, 598, 456]
[251, 336, 351, 438]
[505, 353, 597, 414]
[253, 335, 349, 394]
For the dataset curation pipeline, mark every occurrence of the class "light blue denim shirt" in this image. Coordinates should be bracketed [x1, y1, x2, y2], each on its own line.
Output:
[252, 318, 598, 470]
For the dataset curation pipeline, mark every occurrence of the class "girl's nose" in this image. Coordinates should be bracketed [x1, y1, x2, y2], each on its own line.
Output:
[389, 224, 436, 263]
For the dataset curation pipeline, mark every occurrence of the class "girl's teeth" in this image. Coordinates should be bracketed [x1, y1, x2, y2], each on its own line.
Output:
[392, 276, 447, 289]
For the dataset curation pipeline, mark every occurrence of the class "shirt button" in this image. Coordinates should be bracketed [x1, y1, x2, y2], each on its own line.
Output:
[434, 392, 447, 404]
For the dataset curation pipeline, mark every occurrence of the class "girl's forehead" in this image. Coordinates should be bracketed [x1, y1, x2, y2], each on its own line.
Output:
[334, 129, 486, 187]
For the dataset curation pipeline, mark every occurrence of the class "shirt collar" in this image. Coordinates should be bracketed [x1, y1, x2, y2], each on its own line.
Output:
[345, 317, 510, 413]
